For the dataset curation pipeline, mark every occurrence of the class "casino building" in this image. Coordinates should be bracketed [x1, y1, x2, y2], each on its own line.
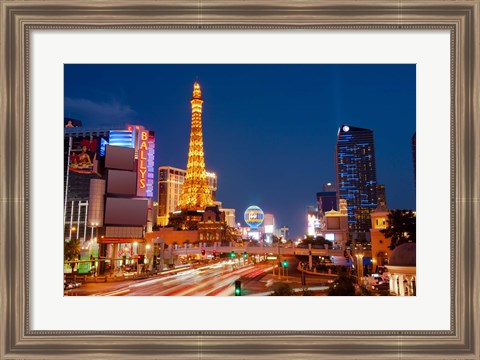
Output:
[156, 166, 218, 227]
[64, 120, 155, 274]
[90, 125, 155, 274]
[335, 125, 378, 233]
[64, 121, 108, 244]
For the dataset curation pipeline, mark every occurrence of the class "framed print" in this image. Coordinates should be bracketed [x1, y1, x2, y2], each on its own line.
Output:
[1, 0, 479, 359]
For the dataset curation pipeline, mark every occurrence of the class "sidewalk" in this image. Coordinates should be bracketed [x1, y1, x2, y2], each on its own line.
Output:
[66, 269, 169, 283]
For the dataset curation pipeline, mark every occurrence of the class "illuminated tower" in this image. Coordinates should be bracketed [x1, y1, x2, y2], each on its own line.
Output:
[335, 125, 378, 232]
[177, 82, 214, 210]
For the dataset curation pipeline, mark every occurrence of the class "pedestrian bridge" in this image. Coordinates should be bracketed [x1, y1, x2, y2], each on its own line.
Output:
[162, 243, 371, 259]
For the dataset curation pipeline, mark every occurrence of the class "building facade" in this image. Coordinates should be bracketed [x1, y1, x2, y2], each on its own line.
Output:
[369, 202, 392, 271]
[198, 206, 227, 242]
[157, 166, 218, 226]
[376, 184, 387, 204]
[64, 125, 109, 244]
[279, 226, 289, 241]
[90, 126, 156, 274]
[64, 122, 156, 274]
[335, 125, 378, 232]
[318, 199, 349, 247]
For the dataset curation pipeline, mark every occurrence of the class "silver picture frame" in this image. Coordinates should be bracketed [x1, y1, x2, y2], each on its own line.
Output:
[1, 0, 479, 358]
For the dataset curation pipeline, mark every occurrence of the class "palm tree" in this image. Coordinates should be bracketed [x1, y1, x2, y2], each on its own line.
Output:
[380, 210, 416, 250]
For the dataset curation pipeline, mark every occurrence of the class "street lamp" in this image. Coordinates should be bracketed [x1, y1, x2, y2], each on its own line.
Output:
[355, 253, 364, 283]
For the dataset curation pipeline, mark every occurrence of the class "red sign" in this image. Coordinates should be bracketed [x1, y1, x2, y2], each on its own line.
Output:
[137, 130, 148, 197]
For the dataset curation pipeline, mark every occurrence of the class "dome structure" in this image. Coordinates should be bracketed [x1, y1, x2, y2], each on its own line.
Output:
[385, 242, 416, 296]
[388, 242, 416, 267]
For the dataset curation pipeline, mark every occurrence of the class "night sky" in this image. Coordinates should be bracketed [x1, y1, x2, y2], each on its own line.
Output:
[64, 64, 416, 238]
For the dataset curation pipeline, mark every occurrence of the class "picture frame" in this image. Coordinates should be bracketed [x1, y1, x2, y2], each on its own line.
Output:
[1, 0, 479, 358]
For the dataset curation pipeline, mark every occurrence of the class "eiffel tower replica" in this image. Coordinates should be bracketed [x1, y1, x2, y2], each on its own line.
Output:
[168, 82, 217, 230]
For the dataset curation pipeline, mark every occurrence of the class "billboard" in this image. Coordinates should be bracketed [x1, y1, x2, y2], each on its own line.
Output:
[104, 197, 148, 226]
[104, 145, 135, 171]
[68, 136, 100, 174]
[107, 169, 137, 196]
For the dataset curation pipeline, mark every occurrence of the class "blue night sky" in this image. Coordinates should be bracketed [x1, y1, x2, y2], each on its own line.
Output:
[64, 64, 416, 239]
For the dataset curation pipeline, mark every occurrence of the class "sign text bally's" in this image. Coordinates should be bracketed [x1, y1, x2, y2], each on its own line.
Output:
[137, 130, 148, 197]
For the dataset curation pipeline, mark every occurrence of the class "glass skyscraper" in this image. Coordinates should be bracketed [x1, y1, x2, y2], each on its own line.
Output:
[335, 125, 378, 232]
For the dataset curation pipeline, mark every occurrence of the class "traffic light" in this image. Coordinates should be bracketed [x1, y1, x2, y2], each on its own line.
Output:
[234, 280, 241, 296]
[230, 251, 235, 259]
[243, 251, 247, 258]
[201, 249, 206, 256]
[283, 260, 288, 268]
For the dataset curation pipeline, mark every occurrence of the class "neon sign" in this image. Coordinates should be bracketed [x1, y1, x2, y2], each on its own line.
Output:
[137, 130, 148, 196]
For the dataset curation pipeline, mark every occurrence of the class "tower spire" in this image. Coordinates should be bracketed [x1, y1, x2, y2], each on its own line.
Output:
[177, 82, 213, 210]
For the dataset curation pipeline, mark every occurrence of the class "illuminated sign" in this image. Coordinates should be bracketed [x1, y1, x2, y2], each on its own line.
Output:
[325, 233, 335, 241]
[244, 205, 264, 228]
[248, 231, 260, 240]
[137, 130, 149, 197]
[307, 214, 317, 236]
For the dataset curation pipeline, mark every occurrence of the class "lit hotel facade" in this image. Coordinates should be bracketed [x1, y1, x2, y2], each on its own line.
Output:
[335, 125, 378, 232]
[157, 166, 217, 227]
[64, 121, 155, 274]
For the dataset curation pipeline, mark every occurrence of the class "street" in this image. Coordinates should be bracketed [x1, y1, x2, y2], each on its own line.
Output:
[65, 256, 331, 296]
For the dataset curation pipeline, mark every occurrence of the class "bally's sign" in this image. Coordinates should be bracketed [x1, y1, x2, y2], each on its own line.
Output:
[137, 130, 149, 197]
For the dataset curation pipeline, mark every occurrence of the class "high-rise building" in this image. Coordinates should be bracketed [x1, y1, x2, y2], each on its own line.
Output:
[377, 184, 386, 204]
[64, 122, 156, 274]
[335, 125, 378, 232]
[279, 226, 289, 241]
[89, 126, 155, 274]
[212, 201, 236, 230]
[177, 82, 213, 210]
[157, 166, 217, 226]
[64, 124, 110, 242]
[412, 132, 416, 188]
[263, 213, 275, 235]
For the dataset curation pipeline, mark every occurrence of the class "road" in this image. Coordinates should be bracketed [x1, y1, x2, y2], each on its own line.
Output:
[65, 256, 333, 296]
